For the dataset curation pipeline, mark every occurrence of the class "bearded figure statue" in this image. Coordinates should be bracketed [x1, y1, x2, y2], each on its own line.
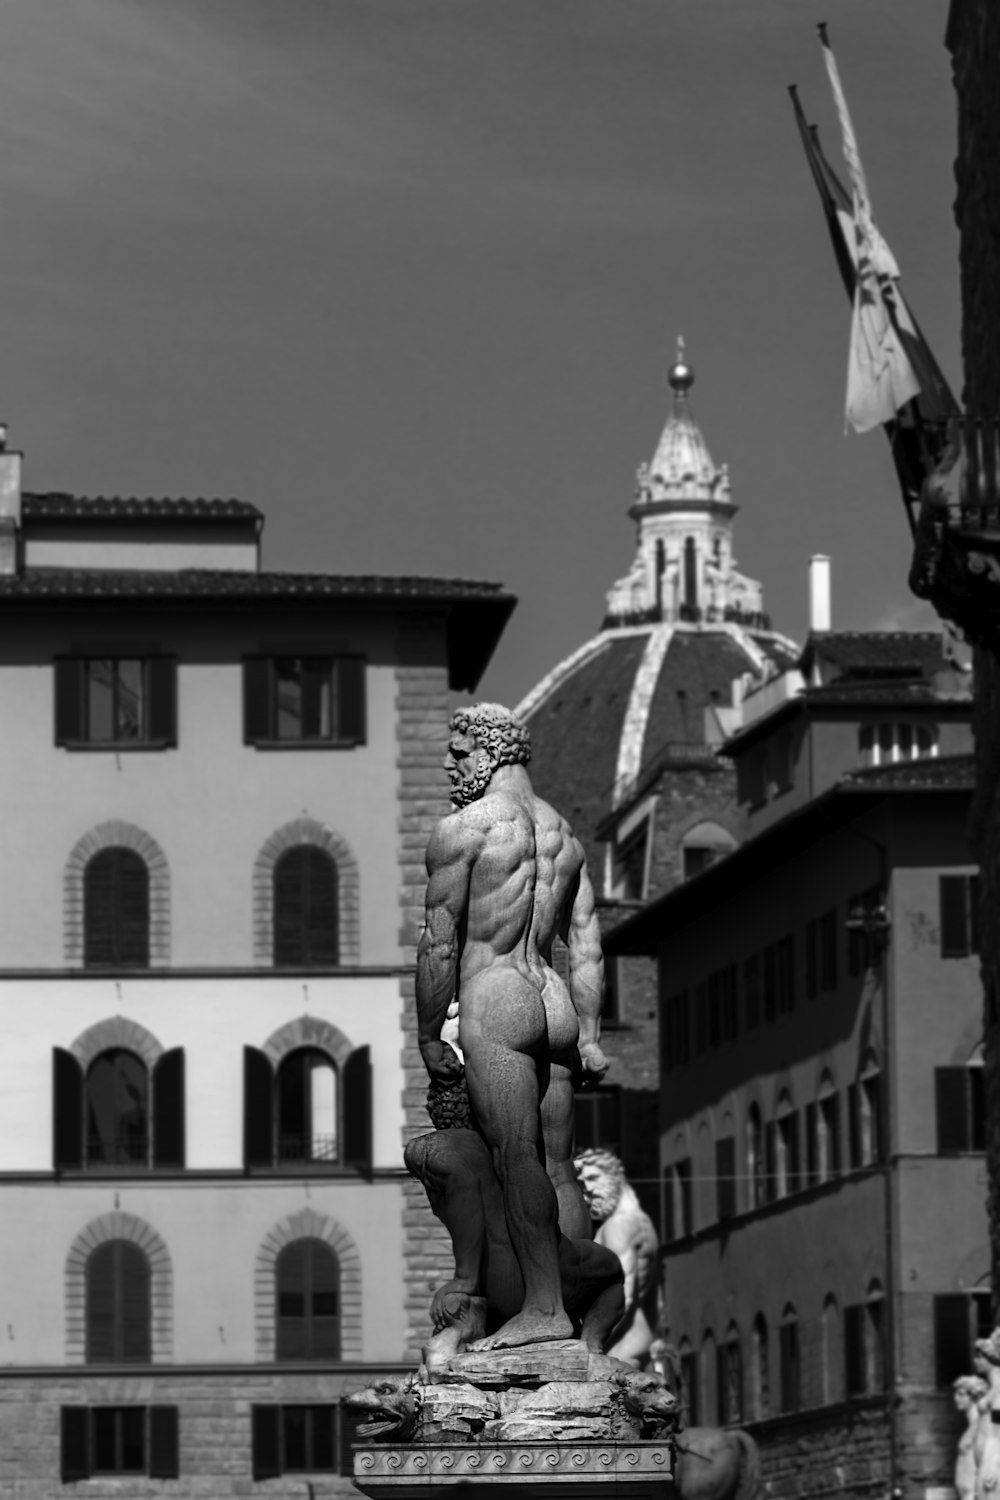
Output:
[575, 1148, 659, 1368]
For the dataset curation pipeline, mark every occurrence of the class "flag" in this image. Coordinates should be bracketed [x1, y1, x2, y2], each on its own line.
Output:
[789, 55, 960, 516]
[817, 25, 920, 433]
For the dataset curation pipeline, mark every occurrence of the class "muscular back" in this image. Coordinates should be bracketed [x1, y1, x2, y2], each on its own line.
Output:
[450, 786, 585, 982]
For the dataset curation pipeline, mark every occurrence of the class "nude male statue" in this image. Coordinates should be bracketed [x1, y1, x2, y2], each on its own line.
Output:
[416, 702, 609, 1350]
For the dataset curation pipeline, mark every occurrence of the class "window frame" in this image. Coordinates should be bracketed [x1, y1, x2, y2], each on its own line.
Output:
[85, 1240, 152, 1365]
[83, 846, 151, 970]
[60, 1406, 178, 1482]
[251, 1404, 354, 1479]
[935, 1063, 986, 1153]
[275, 1238, 342, 1362]
[940, 874, 981, 959]
[243, 655, 366, 749]
[54, 656, 177, 750]
[272, 846, 340, 968]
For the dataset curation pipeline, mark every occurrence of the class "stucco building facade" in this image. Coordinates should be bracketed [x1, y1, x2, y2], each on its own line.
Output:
[608, 631, 983, 1500]
[0, 432, 512, 1493]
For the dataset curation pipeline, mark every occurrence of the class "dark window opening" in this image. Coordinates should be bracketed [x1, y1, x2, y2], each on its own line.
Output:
[86, 1049, 148, 1166]
[84, 847, 150, 968]
[276, 1048, 340, 1164]
[85, 1240, 151, 1364]
[574, 1086, 622, 1156]
[243, 656, 366, 746]
[275, 1240, 341, 1361]
[55, 657, 177, 748]
[936, 1065, 986, 1153]
[61, 1407, 178, 1482]
[273, 846, 339, 966]
[940, 874, 981, 958]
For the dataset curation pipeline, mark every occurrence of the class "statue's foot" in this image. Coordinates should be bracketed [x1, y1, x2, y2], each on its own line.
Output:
[468, 1309, 574, 1352]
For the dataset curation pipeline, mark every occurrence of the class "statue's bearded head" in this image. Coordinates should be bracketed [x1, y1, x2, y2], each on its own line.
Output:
[445, 703, 531, 808]
[574, 1148, 626, 1223]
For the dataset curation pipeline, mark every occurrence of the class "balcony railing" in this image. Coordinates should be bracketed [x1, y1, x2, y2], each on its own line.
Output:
[910, 416, 1000, 650]
[276, 1133, 339, 1164]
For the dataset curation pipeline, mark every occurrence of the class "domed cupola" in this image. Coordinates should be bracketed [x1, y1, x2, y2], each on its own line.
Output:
[605, 339, 761, 629]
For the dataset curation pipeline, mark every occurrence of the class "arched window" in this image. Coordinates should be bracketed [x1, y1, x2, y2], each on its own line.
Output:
[851, 1053, 883, 1168]
[682, 821, 737, 881]
[752, 1314, 770, 1419]
[84, 848, 149, 967]
[865, 1281, 886, 1392]
[721, 1322, 743, 1424]
[273, 847, 339, 966]
[86, 1049, 148, 1165]
[779, 1304, 800, 1413]
[275, 1239, 340, 1360]
[822, 1294, 842, 1404]
[86, 1240, 151, 1363]
[747, 1105, 765, 1209]
[701, 1330, 718, 1425]
[814, 1074, 840, 1184]
[773, 1091, 799, 1200]
[276, 1048, 339, 1164]
[678, 1338, 698, 1425]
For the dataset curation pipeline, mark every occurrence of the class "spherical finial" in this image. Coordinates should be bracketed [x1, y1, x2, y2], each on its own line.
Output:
[668, 334, 694, 394]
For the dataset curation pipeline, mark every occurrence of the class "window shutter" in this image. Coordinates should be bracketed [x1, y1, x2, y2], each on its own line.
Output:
[53, 1047, 83, 1169]
[337, 657, 366, 744]
[153, 1048, 186, 1168]
[244, 1047, 275, 1167]
[970, 875, 982, 954]
[940, 875, 970, 957]
[848, 1084, 861, 1169]
[764, 1122, 777, 1202]
[243, 658, 271, 744]
[342, 1045, 372, 1171]
[971, 1068, 987, 1151]
[309, 1243, 342, 1360]
[277, 1241, 309, 1360]
[338, 1408, 364, 1477]
[116, 850, 151, 967]
[936, 1067, 969, 1153]
[147, 658, 177, 745]
[60, 1408, 91, 1482]
[805, 1102, 818, 1186]
[86, 1243, 118, 1362]
[120, 1242, 152, 1361]
[844, 1304, 866, 1395]
[934, 1294, 973, 1387]
[148, 1407, 180, 1479]
[274, 849, 307, 965]
[54, 659, 83, 744]
[716, 1343, 728, 1423]
[829, 1093, 842, 1175]
[787, 1112, 801, 1193]
[716, 1138, 736, 1221]
[304, 849, 339, 966]
[251, 1406, 282, 1481]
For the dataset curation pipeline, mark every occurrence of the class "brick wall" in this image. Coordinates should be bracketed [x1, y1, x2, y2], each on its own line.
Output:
[948, 0, 1000, 1309]
[748, 1399, 891, 1500]
[394, 618, 455, 1359]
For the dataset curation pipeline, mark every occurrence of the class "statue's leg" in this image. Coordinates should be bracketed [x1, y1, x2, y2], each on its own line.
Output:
[541, 1049, 592, 1241]
[559, 1238, 625, 1353]
[463, 1037, 573, 1349]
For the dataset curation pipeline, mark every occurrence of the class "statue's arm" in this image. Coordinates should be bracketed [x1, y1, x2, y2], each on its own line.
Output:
[564, 855, 609, 1080]
[416, 817, 477, 1083]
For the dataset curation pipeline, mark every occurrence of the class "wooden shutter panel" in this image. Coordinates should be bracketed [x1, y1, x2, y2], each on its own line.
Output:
[153, 1048, 186, 1168]
[120, 1241, 152, 1360]
[764, 1122, 777, 1201]
[787, 1112, 801, 1193]
[337, 656, 366, 744]
[829, 1092, 842, 1174]
[53, 1047, 83, 1169]
[936, 1067, 969, 1153]
[54, 659, 83, 744]
[148, 1406, 180, 1479]
[934, 1294, 973, 1387]
[147, 658, 177, 745]
[844, 1304, 866, 1394]
[971, 1068, 987, 1150]
[970, 875, 982, 954]
[251, 1406, 282, 1481]
[277, 1241, 309, 1360]
[309, 1243, 341, 1360]
[338, 1407, 365, 1478]
[116, 849, 150, 967]
[342, 1045, 372, 1171]
[805, 1102, 818, 1187]
[84, 851, 117, 966]
[244, 1047, 275, 1167]
[716, 1342, 728, 1423]
[274, 849, 306, 965]
[60, 1407, 91, 1482]
[243, 658, 271, 744]
[940, 875, 969, 957]
[305, 849, 339, 966]
[848, 1084, 861, 1169]
[716, 1138, 736, 1221]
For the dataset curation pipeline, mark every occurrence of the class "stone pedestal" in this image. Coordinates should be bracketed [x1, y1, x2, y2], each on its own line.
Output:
[353, 1439, 673, 1496]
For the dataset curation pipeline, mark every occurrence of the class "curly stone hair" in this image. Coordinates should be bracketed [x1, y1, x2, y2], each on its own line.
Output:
[450, 702, 531, 768]
[426, 1073, 473, 1131]
[955, 1374, 989, 1401]
[574, 1147, 626, 1184]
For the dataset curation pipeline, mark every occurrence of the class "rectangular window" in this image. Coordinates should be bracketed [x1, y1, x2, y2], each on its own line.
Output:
[805, 919, 819, 1000]
[721, 964, 739, 1043]
[243, 656, 366, 747]
[60, 1406, 178, 1482]
[744, 955, 760, 1031]
[820, 909, 838, 990]
[779, 1321, 800, 1413]
[845, 1304, 866, 1396]
[777, 936, 795, 1014]
[940, 875, 981, 958]
[716, 1137, 737, 1221]
[251, 1405, 347, 1479]
[573, 1087, 622, 1156]
[935, 1067, 987, 1152]
[763, 945, 777, 1022]
[694, 984, 708, 1055]
[55, 658, 177, 748]
[664, 991, 690, 1072]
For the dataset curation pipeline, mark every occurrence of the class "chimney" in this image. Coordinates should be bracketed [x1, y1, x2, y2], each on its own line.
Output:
[809, 554, 831, 634]
[0, 423, 23, 576]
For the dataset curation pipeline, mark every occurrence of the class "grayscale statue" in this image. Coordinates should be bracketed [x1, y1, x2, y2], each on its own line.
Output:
[415, 702, 610, 1351]
[575, 1148, 660, 1367]
[955, 1374, 990, 1500]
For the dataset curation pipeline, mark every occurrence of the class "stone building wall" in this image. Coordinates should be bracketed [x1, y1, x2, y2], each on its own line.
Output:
[948, 0, 1000, 1307]
[394, 624, 455, 1360]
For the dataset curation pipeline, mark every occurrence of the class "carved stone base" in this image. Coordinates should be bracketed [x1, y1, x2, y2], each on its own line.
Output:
[353, 1439, 674, 1495]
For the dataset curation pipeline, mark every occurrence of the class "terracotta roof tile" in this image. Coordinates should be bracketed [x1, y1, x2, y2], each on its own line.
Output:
[840, 753, 975, 791]
[22, 493, 263, 522]
[0, 567, 510, 604]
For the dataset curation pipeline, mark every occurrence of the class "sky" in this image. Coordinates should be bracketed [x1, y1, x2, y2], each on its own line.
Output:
[0, 0, 958, 707]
